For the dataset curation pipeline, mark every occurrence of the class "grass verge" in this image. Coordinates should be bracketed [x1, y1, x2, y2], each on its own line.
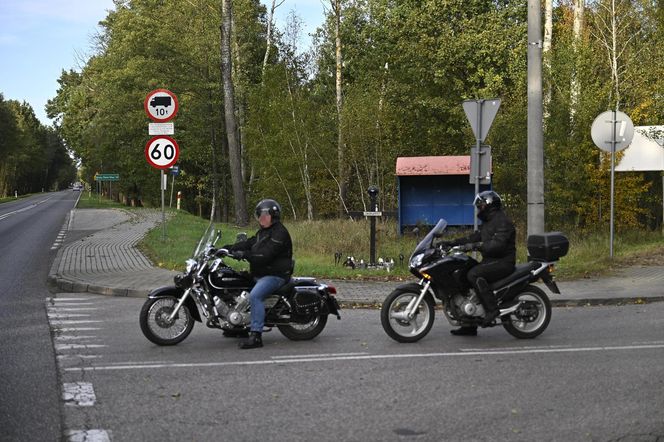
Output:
[138, 209, 664, 280]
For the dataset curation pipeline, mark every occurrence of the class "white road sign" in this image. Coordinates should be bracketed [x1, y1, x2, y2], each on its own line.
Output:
[144, 89, 179, 122]
[145, 136, 180, 169]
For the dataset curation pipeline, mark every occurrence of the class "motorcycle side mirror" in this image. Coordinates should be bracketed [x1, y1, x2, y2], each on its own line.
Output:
[236, 232, 247, 242]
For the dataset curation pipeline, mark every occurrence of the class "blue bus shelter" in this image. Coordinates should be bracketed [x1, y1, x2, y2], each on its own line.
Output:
[396, 156, 491, 234]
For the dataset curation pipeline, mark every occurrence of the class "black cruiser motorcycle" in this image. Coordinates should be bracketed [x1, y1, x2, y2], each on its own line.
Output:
[140, 224, 340, 345]
[381, 219, 568, 342]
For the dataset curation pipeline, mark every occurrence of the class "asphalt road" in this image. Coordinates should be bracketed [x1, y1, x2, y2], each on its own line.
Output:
[51, 292, 664, 442]
[0, 191, 79, 441]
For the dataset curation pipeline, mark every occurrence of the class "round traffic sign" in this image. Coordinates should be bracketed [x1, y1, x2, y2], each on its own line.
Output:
[145, 136, 180, 169]
[591, 110, 634, 153]
[144, 89, 179, 122]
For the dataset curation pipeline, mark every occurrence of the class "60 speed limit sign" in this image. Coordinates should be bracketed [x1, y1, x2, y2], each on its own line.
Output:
[145, 136, 179, 169]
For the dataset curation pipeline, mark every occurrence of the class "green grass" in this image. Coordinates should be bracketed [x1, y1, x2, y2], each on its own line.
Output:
[138, 209, 664, 280]
[76, 192, 128, 209]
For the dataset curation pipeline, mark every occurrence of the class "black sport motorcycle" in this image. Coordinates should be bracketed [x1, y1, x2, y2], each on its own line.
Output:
[140, 224, 340, 346]
[381, 219, 568, 342]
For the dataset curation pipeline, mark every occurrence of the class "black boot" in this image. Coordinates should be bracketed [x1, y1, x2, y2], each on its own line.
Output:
[222, 328, 249, 338]
[450, 326, 478, 336]
[239, 332, 263, 349]
[475, 277, 499, 326]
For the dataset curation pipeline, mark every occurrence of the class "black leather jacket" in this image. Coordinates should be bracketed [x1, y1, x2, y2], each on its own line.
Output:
[455, 207, 516, 265]
[227, 221, 293, 278]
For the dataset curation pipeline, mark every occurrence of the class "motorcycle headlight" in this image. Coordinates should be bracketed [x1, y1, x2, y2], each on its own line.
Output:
[410, 253, 425, 268]
[185, 259, 197, 274]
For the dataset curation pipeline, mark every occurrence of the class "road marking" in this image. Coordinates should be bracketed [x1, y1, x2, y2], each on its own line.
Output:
[55, 344, 107, 351]
[58, 328, 102, 332]
[48, 308, 99, 312]
[65, 429, 110, 442]
[0, 197, 52, 221]
[271, 352, 369, 359]
[63, 343, 664, 372]
[57, 355, 103, 360]
[48, 313, 91, 318]
[48, 298, 95, 302]
[50, 320, 104, 326]
[54, 335, 98, 341]
[62, 382, 96, 406]
[460, 344, 573, 352]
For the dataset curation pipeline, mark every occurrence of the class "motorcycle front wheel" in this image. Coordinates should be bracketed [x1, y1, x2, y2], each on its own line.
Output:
[139, 297, 194, 346]
[381, 287, 435, 343]
[502, 285, 551, 339]
[277, 315, 328, 341]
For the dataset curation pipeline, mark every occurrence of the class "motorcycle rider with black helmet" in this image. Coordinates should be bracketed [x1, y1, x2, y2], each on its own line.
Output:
[221, 199, 293, 349]
[439, 190, 516, 336]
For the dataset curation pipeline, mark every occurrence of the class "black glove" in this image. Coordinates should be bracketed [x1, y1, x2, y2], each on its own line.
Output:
[459, 242, 481, 252]
[215, 248, 230, 257]
[231, 250, 247, 260]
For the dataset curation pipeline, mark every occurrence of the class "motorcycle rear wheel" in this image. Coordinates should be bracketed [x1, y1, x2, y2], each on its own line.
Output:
[381, 287, 435, 343]
[140, 297, 194, 346]
[277, 315, 328, 341]
[501, 285, 551, 339]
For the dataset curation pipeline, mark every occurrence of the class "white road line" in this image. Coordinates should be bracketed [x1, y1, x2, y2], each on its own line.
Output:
[0, 197, 53, 221]
[271, 352, 369, 359]
[63, 343, 664, 372]
[50, 320, 104, 326]
[54, 335, 98, 341]
[55, 344, 107, 351]
[65, 429, 110, 442]
[57, 355, 103, 360]
[460, 344, 573, 352]
[62, 382, 96, 406]
[48, 298, 95, 302]
[48, 313, 91, 318]
[58, 328, 102, 332]
[48, 308, 99, 312]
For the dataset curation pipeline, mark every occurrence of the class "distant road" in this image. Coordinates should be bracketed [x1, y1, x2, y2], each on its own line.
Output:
[0, 190, 78, 441]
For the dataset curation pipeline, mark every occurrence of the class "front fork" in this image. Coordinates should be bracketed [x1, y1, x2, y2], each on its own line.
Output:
[167, 288, 192, 322]
[396, 280, 432, 321]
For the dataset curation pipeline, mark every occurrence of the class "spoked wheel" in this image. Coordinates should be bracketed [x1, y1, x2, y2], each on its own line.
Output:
[139, 297, 194, 346]
[502, 285, 551, 339]
[381, 287, 435, 343]
[278, 315, 328, 341]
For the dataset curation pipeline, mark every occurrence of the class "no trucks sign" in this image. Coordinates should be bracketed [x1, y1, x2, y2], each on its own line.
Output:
[144, 89, 179, 122]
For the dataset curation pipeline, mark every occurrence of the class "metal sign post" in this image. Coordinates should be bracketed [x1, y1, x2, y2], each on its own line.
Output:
[463, 99, 501, 231]
[145, 89, 179, 241]
[591, 110, 635, 258]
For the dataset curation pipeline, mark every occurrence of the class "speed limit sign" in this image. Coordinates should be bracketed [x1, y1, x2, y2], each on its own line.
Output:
[145, 136, 180, 169]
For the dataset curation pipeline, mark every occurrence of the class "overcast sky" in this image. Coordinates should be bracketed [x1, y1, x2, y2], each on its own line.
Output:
[0, 0, 325, 126]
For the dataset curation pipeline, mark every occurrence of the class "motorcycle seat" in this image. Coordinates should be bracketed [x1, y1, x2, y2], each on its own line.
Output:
[490, 262, 540, 290]
[274, 277, 317, 295]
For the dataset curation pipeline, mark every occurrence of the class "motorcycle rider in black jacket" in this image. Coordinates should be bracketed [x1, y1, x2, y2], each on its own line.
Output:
[440, 190, 516, 336]
[222, 199, 293, 349]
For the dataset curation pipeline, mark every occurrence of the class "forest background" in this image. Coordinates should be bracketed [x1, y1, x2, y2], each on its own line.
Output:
[3, 0, 663, 233]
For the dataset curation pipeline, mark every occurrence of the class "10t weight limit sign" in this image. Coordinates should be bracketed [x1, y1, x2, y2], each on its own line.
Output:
[145, 136, 179, 169]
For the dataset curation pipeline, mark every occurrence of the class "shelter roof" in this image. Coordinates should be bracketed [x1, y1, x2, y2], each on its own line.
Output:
[396, 156, 474, 176]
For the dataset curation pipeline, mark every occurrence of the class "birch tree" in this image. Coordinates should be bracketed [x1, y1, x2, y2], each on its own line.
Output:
[221, 0, 249, 225]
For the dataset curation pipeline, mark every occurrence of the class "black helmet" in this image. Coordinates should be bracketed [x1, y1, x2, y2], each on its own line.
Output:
[474, 190, 502, 213]
[255, 198, 281, 221]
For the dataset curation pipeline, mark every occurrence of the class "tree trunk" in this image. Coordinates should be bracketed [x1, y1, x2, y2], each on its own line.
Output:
[333, 0, 348, 216]
[543, 0, 553, 122]
[221, 0, 248, 225]
[262, 0, 284, 79]
[570, 0, 584, 126]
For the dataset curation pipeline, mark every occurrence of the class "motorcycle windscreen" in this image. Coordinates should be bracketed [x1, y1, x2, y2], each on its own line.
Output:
[193, 222, 217, 258]
[411, 219, 448, 259]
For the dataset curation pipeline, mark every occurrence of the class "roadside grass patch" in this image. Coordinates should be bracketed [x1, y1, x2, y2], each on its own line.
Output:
[137, 209, 664, 280]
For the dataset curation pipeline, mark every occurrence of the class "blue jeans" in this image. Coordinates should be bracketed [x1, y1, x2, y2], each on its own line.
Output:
[249, 275, 287, 332]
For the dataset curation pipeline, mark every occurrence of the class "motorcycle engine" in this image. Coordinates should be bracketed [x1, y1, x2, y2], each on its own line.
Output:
[452, 293, 485, 318]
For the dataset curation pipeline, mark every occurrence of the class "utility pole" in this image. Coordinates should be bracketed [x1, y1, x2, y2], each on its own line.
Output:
[527, 0, 545, 235]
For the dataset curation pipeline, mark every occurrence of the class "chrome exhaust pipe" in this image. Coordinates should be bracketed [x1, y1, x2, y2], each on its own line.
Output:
[499, 301, 523, 316]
